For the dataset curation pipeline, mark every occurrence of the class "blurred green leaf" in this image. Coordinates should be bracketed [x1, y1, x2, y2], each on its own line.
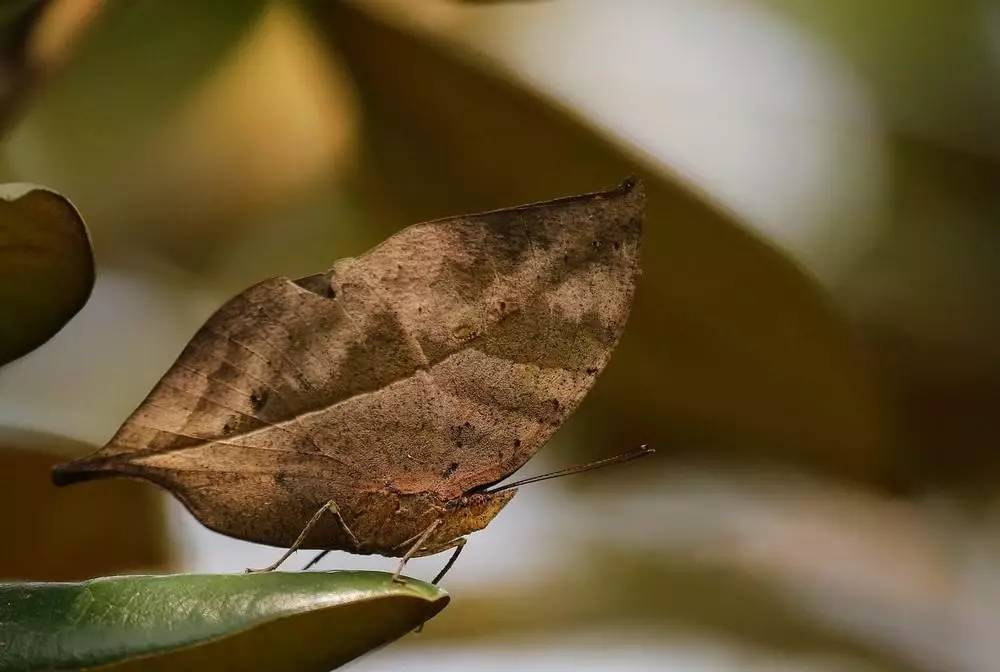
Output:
[764, 0, 1000, 157]
[2, 1, 269, 255]
[308, 3, 894, 482]
[0, 571, 448, 671]
[0, 183, 92, 364]
[0, 429, 169, 581]
[16, 1, 267, 163]
[0, 0, 106, 134]
[0, 0, 44, 126]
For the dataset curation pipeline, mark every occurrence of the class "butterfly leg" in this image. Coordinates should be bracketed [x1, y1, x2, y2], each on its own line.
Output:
[246, 499, 357, 573]
[392, 519, 441, 583]
[403, 537, 468, 634]
[300, 501, 361, 570]
[429, 537, 467, 585]
[302, 550, 329, 571]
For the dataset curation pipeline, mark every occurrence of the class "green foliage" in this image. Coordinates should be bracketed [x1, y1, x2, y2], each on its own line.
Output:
[0, 572, 448, 671]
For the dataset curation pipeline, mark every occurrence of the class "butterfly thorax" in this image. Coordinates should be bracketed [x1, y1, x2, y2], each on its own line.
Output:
[344, 488, 518, 557]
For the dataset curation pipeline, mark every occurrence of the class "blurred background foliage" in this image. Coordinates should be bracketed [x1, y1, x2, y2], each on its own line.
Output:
[0, 1, 997, 670]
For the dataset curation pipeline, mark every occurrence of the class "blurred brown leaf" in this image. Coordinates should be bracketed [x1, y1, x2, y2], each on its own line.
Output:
[744, 3, 1000, 492]
[307, 1, 895, 483]
[840, 138, 1000, 492]
[0, 184, 92, 365]
[0, 429, 170, 581]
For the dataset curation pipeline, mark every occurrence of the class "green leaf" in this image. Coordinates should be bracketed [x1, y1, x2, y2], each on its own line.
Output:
[0, 184, 93, 365]
[306, 4, 893, 481]
[0, 571, 449, 671]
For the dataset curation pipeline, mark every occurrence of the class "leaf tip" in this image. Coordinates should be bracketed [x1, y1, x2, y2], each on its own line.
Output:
[51, 455, 116, 486]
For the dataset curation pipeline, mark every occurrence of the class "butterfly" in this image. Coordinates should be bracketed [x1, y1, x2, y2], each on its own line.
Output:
[53, 179, 647, 583]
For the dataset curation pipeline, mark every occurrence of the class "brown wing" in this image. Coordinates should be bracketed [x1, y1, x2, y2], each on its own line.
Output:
[54, 180, 642, 541]
[328, 179, 644, 497]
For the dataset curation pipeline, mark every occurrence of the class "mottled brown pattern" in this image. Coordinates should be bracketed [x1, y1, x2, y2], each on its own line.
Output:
[52, 180, 643, 557]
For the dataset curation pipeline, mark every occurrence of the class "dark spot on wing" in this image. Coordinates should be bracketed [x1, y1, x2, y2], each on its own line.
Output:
[450, 422, 475, 447]
[250, 389, 268, 411]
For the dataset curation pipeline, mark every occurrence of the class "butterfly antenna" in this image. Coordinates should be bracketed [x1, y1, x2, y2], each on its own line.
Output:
[483, 445, 654, 494]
